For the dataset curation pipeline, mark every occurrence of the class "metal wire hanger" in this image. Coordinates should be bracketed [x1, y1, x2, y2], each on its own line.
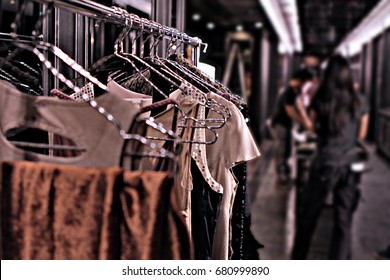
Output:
[111, 9, 224, 143]
[4, 4, 177, 160]
[144, 24, 232, 128]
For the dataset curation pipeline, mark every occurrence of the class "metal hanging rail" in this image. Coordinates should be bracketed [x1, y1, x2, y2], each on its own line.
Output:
[31, 0, 205, 48]
[0, 32, 43, 43]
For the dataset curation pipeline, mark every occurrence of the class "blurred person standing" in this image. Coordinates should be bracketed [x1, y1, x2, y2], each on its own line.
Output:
[292, 54, 369, 260]
[271, 69, 314, 185]
[299, 67, 320, 111]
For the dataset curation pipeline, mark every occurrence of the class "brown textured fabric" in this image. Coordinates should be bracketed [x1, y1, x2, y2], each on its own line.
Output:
[0, 160, 192, 260]
[121, 69, 153, 96]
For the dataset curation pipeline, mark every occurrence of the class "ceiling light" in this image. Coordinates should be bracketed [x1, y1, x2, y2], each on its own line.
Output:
[278, 43, 287, 54]
[192, 13, 201, 21]
[336, 0, 390, 56]
[236, 25, 244, 32]
[206, 22, 215, 30]
[255, 22, 263, 29]
[385, 14, 390, 28]
[259, 0, 302, 53]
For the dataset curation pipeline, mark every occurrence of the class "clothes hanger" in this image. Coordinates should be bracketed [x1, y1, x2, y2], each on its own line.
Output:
[141, 24, 231, 129]
[4, 5, 177, 161]
[0, 59, 43, 92]
[121, 25, 222, 144]
[166, 50, 246, 109]
[0, 61, 42, 95]
[12, 59, 41, 77]
[108, 11, 219, 145]
[156, 31, 234, 122]
[116, 12, 229, 129]
[107, 10, 223, 192]
[11, 41, 178, 160]
[27, 9, 185, 153]
[120, 98, 183, 171]
[0, 41, 42, 95]
[110, 22, 158, 84]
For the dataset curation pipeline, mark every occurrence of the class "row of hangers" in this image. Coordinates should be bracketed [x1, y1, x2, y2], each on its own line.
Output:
[0, 0, 240, 171]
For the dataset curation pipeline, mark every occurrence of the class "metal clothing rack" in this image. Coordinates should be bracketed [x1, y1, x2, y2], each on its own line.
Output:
[0, 32, 43, 44]
[31, 0, 206, 50]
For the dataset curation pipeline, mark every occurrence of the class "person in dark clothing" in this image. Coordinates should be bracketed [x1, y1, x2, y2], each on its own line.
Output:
[272, 69, 314, 185]
[291, 54, 369, 260]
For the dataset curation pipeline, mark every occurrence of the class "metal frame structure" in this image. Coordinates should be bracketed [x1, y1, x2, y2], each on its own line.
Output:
[32, 0, 203, 48]
[28, 0, 206, 94]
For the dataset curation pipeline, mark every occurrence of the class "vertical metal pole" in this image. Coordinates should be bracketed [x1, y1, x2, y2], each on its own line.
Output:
[152, 0, 172, 57]
[193, 46, 198, 66]
[54, 7, 60, 89]
[84, 17, 90, 70]
[42, 3, 50, 96]
[175, 0, 186, 54]
[53, 7, 76, 87]
[75, 13, 85, 83]
[175, 0, 186, 30]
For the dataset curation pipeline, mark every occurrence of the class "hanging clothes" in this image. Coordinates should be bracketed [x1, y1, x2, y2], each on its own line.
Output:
[0, 1, 263, 261]
[0, 160, 192, 260]
[204, 92, 260, 260]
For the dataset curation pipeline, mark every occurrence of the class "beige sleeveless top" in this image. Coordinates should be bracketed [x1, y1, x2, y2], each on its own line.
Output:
[0, 81, 138, 167]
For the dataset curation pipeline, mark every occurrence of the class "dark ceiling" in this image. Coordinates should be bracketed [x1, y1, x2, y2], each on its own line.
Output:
[298, 0, 380, 58]
[186, 0, 265, 30]
[186, 0, 381, 58]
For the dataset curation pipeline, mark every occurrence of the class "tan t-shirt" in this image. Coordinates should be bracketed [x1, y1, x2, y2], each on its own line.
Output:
[205, 92, 261, 260]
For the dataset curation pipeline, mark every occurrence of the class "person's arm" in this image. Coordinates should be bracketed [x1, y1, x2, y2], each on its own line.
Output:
[358, 113, 369, 140]
[285, 104, 304, 125]
[296, 97, 313, 131]
[309, 110, 316, 133]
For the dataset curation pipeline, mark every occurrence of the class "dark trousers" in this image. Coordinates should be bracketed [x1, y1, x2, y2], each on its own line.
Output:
[292, 161, 360, 259]
[274, 124, 292, 179]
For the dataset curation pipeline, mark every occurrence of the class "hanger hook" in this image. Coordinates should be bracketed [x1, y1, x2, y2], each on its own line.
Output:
[139, 18, 151, 57]
[113, 7, 132, 54]
[173, 29, 182, 54]
[4, 0, 50, 65]
[174, 31, 185, 54]
[10, 0, 29, 40]
[141, 20, 156, 57]
[149, 22, 164, 57]
[165, 28, 178, 58]
[31, 2, 54, 43]
[131, 14, 144, 55]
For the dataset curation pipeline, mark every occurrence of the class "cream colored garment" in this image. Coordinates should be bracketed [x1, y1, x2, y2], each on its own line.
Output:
[205, 93, 261, 260]
[129, 88, 223, 234]
[173, 89, 223, 194]
[0, 80, 137, 168]
[108, 79, 222, 191]
[107, 79, 152, 117]
[138, 89, 212, 233]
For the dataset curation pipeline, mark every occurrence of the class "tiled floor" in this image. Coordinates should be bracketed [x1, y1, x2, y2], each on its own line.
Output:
[248, 142, 390, 260]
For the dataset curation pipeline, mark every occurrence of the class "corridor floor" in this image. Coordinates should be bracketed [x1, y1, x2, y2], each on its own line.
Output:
[248, 142, 390, 260]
